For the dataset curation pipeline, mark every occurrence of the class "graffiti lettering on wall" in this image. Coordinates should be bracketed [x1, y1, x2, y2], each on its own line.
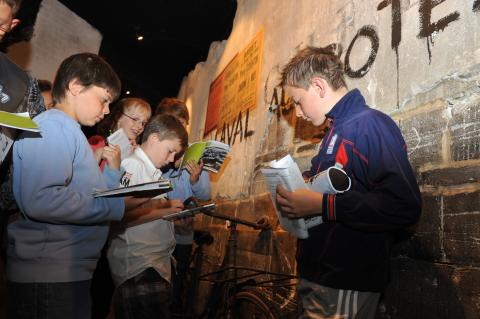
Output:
[344, 25, 379, 79]
[267, 0, 475, 112]
[266, 71, 292, 117]
[214, 109, 254, 146]
[377, 0, 461, 64]
[417, 0, 460, 62]
[216, 1, 477, 145]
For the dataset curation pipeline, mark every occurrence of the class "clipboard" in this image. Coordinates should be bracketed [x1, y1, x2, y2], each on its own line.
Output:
[163, 203, 216, 221]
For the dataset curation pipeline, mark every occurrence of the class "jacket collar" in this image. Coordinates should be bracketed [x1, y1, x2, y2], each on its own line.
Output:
[325, 89, 367, 123]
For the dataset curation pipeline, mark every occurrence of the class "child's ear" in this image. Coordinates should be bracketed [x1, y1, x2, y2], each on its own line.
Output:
[67, 78, 84, 96]
[148, 133, 160, 143]
[10, 19, 20, 31]
[311, 77, 328, 98]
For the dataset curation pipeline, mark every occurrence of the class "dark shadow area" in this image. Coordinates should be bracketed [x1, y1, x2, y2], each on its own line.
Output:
[58, 0, 238, 105]
[377, 235, 467, 319]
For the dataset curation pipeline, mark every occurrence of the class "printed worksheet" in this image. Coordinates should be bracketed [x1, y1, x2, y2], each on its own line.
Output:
[107, 128, 131, 160]
[261, 155, 322, 239]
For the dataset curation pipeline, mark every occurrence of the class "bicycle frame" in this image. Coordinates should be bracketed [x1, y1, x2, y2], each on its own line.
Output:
[189, 210, 297, 319]
[170, 199, 298, 319]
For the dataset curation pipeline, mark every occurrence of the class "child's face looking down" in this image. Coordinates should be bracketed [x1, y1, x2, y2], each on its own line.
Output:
[150, 137, 182, 169]
[285, 84, 327, 126]
[117, 106, 150, 141]
[72, 84, 113, 127]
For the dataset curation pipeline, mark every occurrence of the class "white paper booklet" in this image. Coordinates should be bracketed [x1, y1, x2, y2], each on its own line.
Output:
[107, 128, 131, 160]
[261, 155, 351, 239]
[261, 155, 322, 239]
[93, 179, 172, 197]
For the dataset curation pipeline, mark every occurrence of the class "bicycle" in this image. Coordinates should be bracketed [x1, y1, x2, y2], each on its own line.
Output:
[171, 199, 298, 319]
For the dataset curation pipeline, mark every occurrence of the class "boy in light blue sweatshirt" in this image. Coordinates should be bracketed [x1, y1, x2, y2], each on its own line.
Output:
[7, 53, 125, 319]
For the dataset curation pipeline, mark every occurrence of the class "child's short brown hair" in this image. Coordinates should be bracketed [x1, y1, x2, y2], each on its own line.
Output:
[142, 114, 188, 148]
[52, 53, 121, 104]
[280, 46, 346, 90]
[155, 97, 189, 125]
[37, 79, 52, 93]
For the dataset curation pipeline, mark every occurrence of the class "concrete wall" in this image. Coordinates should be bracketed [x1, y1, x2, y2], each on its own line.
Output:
[6, 0, 102, 82]
[179, 0, 480, 317]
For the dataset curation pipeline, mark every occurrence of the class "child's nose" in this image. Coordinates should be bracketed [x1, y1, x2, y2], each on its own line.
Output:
[168, 153, 176, 163]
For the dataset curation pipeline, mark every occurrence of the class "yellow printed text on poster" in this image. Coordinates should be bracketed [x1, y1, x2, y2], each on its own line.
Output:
[219, 29, 264, 126]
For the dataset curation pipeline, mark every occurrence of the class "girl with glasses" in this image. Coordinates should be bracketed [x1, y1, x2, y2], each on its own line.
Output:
[89, 97, 152, 170]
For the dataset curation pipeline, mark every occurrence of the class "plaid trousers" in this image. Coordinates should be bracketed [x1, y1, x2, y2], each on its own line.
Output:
[113, 267, 172, 319]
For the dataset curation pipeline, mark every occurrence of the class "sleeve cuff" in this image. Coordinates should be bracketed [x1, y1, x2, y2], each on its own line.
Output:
[322, 193, 336, 222]
[191, 171, 211, 200]
[107, 197, 125, 221]
[103, 165, 125, 188]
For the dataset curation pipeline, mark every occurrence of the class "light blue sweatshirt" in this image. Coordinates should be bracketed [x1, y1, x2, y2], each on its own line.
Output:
[163, 169, 211, 203]
[7, 109, 125, 283]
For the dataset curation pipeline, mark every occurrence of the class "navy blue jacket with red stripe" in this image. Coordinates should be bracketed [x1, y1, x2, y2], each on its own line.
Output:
[297, 89, 421, 292]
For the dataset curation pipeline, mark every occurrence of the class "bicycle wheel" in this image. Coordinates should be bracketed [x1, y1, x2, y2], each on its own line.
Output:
[227, 288, 280, 319]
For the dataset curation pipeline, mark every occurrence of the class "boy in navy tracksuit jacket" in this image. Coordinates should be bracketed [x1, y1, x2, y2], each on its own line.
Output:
[277, 47, 421, 319]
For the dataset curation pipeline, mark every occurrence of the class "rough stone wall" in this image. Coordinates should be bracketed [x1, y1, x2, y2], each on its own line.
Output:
[6, 0, 102, 82]
[179, 0, 480, 317]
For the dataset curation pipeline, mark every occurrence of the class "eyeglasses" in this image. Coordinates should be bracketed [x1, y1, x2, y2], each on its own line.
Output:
[122, 112, 147, 127]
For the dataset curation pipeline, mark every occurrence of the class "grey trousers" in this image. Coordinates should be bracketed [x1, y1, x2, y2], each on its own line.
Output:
[297, 278, 380, 319]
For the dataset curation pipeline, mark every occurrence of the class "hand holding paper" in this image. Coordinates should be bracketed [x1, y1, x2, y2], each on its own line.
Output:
[180, 140, 230, 173]
[185, 159, 203, 184]
[101, 144, 121, 170]
[261, 155, 351, 239]
[276, 186, 324, 219]
[154, 199, 183, 218]
[107, 128, 132, 160]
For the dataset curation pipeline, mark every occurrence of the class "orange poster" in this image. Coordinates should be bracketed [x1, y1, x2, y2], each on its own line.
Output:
[204, 28, 264, 135]
[204, 70, 225, 136]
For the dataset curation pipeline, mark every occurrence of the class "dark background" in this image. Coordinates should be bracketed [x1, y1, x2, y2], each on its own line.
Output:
[3, 0, 237, 106]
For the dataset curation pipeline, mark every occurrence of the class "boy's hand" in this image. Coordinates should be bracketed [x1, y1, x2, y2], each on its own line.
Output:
[102, 144, 121, 170]
[186, 160, 203, 184]
[153, 199, 183, 218]
[168, 199, 184, 211]
[148, 198, 171, 209]
[276, 185, 323, 219]
[174, 157, 182, 169]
